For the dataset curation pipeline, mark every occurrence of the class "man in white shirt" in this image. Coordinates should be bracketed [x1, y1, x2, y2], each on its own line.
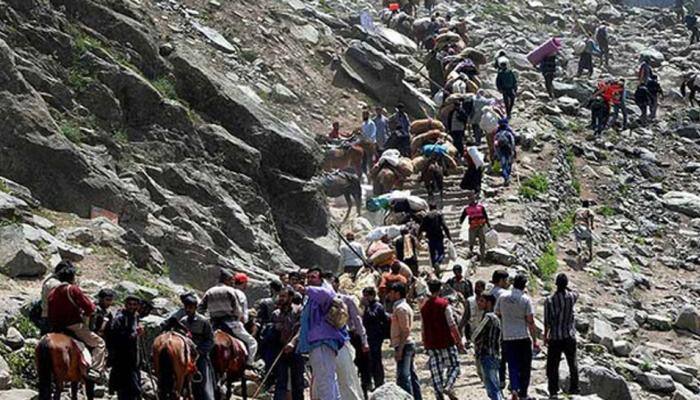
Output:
[361, 109, 377, 175]
[495, 273, 539, 400]
[338, 232, 366, 277]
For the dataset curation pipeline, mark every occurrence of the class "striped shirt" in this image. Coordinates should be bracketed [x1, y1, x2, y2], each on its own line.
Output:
[472, 312, 501, 357]
[544, 290, 578, 341]
[197, 284, 242, 319]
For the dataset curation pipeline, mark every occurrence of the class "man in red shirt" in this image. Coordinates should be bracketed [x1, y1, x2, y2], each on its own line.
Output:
[421, 280, 465, 400]
[48, 265, 106, 382]
[460, 192, 491, 265]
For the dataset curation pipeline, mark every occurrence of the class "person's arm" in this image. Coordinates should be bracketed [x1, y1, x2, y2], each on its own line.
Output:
[349, 299, 369, 350]
[445, 305, 465, 351]
[441, 214, 452, 241]
[73, 286, 96, 317]
[526, 298, 538, 348]
[197, 293, 208, 314]
[395, 308, 411, 361]
[459, 207, 467, 224]
[494, 296, 502, 318]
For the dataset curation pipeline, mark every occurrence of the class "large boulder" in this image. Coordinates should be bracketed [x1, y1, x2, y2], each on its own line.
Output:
[0, 355, 10, 390]
[338, 40, 435, 118]
[675, 124, 700, 139]
[662, 192, 700, 218]
[674, 305, 700, 335]
[590, 319, 616, 350]
[0, 225, 48, 278]
[169, 48, 321, 180]
[578, 365, 633, 400]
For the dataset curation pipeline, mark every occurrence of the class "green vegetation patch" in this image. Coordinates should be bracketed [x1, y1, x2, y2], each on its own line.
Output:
[536, 243, 559, 281]
[519, 173, 549, 200]
[151, 77, 178, 100]
[59, 120, 84, 143]
[550, 212, 575, 241]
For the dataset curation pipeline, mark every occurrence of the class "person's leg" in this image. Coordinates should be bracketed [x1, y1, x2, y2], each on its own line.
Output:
[504, 341, 521, 396]
[428, 238, 439, 269]
[477, 225, 486, 261]
[406, 344, 423, 400]
[369, 343, 384, 389]
[351, 334, 370, 396]
[444, 346, 461, 392]
[499, 349, 507, 389]
[651, 96, 658, 120]
[481, 355, 503, 400]
[231, 321, 258, 365]
[395, 346, 413, 395]
[564, 338, 579, 394]
[519, 339, 533, 398]
[621, 97, 629, 129]
[274, 355, 291, 400]
[473, 124, 482, 145]
[310, 345, 340, 400]
[468, 227, 477, 255]
[546, 339, 564, 397]
[428, 350, 445, 399]
[67, 323, 106, 373]
[336, 342, 363, 400]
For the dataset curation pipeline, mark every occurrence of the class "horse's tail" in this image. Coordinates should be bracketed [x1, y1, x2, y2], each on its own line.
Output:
[681, 77, 688, 98]
[36, 338, 53, 400]
[157, 346, 174, 400]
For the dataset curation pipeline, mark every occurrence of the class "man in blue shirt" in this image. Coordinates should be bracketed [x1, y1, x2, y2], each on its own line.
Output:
[373, 106, 389, 154]
[361, 109, 377, 175]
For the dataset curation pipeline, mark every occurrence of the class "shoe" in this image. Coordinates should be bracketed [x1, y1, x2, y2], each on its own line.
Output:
[443, 389, 458, 400]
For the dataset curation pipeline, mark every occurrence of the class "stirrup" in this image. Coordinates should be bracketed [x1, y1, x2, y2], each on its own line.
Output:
[191, 371, 203, 383]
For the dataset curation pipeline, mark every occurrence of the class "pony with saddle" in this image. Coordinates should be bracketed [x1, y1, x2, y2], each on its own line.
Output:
[36, 333, 95, 400]
[211, 330, 248, 400]
[317, 170, 363, 220]
[152, 331, 199, 400]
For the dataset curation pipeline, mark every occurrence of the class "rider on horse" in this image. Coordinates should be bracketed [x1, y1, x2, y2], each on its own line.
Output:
[180, 293, 216, 400]
[47, 263, 106, 384]
[197, 269, 259, 370]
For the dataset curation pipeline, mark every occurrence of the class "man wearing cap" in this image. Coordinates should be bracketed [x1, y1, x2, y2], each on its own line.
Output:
[106, 295, 143, 400]
[198, 269, 257, 368]
[91, 288, 116, 337]
[180, 293, 215, 400]
[361, 109, 377, 175]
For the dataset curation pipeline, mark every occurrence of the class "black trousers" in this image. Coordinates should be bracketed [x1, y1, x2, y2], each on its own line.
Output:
[502, 89, 516, 118]
[546, 338, 579, 396]
[543, 73, 555, 98]
[351, 333, 371, 397]
[449, 130, 465, 159]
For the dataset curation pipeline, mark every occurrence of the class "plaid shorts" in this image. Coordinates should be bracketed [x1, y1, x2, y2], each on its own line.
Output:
[427, 345, 461, 393]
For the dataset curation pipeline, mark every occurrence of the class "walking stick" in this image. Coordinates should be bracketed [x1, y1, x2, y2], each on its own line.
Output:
[250, 332, 300, 398]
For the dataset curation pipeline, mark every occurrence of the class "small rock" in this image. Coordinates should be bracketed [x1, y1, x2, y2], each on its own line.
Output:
[369, 383, 413, 400]
[485, 248, 517, 266]
[0, 389, 38, 400]
[0, 355, 10, 390]
[2, 327, 24, 350]
[646, 314, 673, 331]
[591, 318, 616, 351]
[271, 83, 299, 103]
[613, 340, 632, 357]
[636, 372, 676, 394]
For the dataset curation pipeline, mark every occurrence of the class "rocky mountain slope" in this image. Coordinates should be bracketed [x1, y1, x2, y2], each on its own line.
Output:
[1, 0, 700, 398]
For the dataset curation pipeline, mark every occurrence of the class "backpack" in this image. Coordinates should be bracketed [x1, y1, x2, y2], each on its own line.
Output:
[326, 296, 349, 329]
[495, 129, 514, 153]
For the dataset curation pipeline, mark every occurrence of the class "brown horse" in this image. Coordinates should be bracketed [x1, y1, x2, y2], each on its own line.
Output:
[322, 145, 365, 177]
[211, 330, 248, 400]
[153, 331, 198, 400]
[373, 168, 401, 196]
[36, 333, 94, 400]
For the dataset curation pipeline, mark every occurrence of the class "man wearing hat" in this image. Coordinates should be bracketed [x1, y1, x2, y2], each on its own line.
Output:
[198, 269, 258, 368]
[180, 293, 215, 400]
[106, 295, 143, 400]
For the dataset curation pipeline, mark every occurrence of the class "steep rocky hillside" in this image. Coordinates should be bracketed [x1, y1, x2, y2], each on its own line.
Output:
[1, 0, 700, 398]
